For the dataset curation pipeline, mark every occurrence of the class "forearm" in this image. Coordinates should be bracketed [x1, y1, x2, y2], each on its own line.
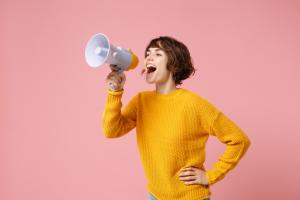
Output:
[102, 89, 136, 138]
[102, 90, 135, 138]
[206, 136, 251, 185]
[206, 112, 251, 185]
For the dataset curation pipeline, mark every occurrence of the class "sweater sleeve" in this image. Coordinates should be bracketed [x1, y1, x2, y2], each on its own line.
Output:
[102, 89, 138, 138]
[205, 111, 251, 186]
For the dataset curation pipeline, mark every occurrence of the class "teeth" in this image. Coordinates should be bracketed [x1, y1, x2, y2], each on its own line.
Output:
[146, 64, 157, 74]
[146, 64, 156, 68]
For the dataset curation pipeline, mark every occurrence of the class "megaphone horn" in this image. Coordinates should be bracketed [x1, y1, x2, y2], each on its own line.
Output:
[85, 33, 139, 71]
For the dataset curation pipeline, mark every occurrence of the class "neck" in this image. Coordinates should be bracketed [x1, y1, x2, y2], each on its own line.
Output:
[155, 74, 177, 94]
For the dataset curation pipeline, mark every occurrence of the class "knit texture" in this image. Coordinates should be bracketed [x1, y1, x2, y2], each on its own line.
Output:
[102, 88, 251, 200]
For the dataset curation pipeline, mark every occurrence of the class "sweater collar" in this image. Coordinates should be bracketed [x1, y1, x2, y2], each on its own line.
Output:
[152, 87, 185, 99]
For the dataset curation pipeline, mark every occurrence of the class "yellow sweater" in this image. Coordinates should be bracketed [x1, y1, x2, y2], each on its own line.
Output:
[102, 88, 251, 200]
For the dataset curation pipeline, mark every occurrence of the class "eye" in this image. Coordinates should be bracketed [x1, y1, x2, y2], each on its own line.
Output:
[145, 52, 162, 58]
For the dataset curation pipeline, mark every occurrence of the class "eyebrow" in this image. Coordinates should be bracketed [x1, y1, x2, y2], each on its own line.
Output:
[146, 48, 162, 52]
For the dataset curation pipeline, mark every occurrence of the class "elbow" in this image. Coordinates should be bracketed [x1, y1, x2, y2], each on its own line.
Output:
[102, 117, 118, 138]
[244, 135, 251, 150]
[102, 126, 119, 138]
[103, 131, 116, 138]
[247, 137, 251, 147]
[103, 130, 118, 138]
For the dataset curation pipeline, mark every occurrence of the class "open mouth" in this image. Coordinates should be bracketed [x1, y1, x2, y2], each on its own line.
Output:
[146, 65, 157, 74]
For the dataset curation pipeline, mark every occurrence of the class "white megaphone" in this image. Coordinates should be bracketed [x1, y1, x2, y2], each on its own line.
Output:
[85, 33, 139, 71]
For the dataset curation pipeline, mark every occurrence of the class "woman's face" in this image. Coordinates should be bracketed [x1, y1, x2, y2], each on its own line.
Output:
[143, 47, 173, 84]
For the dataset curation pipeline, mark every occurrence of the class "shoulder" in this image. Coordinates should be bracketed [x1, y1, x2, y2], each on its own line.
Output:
[182, 88, 222, 131]
[127, 90, 153, 103]
[137, 90, 153, 96]
[182, 88, 221, 115]
[133, 90, 152, 99]
[182, 88, 214, 105]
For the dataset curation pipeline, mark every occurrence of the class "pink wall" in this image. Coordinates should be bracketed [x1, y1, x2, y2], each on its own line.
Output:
[1, 0, 299, 199]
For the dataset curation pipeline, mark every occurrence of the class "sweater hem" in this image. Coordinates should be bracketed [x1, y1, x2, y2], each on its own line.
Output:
[146, 184, 212, 200]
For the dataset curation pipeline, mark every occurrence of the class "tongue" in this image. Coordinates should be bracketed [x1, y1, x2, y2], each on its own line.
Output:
[147, 67, 156, 73]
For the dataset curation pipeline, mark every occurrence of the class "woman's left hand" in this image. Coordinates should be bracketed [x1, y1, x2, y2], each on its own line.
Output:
[178, 166, 209, 186]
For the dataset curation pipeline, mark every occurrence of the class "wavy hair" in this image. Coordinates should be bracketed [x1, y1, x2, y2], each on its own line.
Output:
[143, 36, 196, 86]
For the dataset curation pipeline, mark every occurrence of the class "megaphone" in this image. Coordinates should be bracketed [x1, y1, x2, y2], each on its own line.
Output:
[85, 33, 139, 71]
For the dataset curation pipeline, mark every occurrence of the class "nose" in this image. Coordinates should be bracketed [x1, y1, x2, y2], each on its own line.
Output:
[146, 54, 154, 62]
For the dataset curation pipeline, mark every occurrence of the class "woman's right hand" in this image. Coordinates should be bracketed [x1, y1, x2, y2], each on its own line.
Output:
[106, 64, 126, 91]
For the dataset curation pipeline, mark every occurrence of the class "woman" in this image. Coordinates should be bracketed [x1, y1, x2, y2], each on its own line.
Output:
[102, 36, 251, 200]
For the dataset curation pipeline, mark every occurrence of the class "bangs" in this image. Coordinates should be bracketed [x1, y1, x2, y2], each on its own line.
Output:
[144, 40, 165, 57]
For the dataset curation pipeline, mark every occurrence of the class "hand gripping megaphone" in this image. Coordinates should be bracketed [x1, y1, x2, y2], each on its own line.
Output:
[85, 33, 139, 71]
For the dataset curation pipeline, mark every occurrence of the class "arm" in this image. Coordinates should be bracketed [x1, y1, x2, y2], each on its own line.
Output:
[102, 89, 138, 138]
[205, 111, 251, 186]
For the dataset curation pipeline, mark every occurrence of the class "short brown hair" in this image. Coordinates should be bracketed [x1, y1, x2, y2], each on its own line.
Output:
[144, 36, 196, 86]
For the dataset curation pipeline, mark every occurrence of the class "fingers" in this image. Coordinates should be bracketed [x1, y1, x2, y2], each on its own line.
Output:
[179, 176, 196, 181]
[178, 166, 208, 186]
[179, 167, 196, 182]
[106, 71, 126, 91]
[179, 170, 197, 185]
[180, 167, 195, 171]
[107, 71, 125, 83]
[109, 64, 120, 72]
[179, 170, 196, 177]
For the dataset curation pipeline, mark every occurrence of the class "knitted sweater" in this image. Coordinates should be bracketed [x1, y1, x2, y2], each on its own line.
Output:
[102, 88, 251, 200]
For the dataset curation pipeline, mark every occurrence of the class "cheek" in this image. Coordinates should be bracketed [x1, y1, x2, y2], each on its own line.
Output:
[162, 62, 170, 75]
[143, 59, 147, 66]
[158, 68, 171, 79]
[158, 59, 168, 70]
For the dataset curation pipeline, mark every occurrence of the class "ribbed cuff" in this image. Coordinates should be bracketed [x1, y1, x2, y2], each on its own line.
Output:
[107, 88, 124, 96]
[106, 89, 124, 105]
[205, 171, 215, 186]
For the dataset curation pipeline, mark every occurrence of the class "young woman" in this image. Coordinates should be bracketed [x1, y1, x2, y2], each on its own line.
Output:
[102, 36, 251, 200]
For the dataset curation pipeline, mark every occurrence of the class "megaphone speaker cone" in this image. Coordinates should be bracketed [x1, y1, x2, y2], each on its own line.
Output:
[85, 33, 139, 71]
[85, 33, 110, 68]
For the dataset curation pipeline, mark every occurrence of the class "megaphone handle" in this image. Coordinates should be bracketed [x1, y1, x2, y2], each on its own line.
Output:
[110, 64, 124, 72]
[115, 66, 125, 73]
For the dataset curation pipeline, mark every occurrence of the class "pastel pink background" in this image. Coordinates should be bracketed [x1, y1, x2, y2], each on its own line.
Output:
[1, 0, 299, 199]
